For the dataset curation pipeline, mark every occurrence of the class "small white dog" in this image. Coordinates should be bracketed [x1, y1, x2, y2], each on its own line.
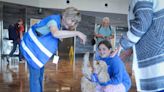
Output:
[81, 52, 110, 92]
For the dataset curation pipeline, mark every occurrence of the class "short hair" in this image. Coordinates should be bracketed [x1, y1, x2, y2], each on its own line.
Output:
[62, 7, 81, 26]
[102, 17, 110, 22]
[98, 40, 112, 50]
[18, 18, 24, 23]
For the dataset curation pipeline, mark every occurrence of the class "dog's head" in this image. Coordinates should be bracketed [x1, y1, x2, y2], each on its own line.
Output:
[93, 60, 107, 74]
[93, 60, 110, 82]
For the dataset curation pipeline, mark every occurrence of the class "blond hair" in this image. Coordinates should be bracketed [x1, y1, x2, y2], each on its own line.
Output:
[62, 7, 81, 25]
[102, 17, 110, 23]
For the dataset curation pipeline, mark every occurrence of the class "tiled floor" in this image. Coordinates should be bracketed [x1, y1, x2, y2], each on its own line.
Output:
[0, 55, 136, 92]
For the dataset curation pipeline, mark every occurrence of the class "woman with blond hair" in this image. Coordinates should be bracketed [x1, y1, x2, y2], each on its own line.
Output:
[20, 7, 86, 92]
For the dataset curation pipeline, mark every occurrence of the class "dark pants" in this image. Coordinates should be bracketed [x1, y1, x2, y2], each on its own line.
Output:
[9, 40, 23, 61]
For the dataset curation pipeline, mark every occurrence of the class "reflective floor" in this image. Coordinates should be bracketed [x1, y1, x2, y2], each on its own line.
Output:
[0, 56, 136, 92]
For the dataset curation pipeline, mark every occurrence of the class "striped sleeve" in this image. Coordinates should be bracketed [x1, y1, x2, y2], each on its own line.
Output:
[120, 1, 153, 49]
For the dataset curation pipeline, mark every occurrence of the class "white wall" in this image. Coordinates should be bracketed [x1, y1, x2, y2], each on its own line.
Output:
[0, 0, 129, 14]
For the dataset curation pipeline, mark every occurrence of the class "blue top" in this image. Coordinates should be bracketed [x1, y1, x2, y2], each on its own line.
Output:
[96, 55, 131, 91]
[95, 25, 114, 44]
[20, 14, 61, 69]
[32, 14, 61, 35]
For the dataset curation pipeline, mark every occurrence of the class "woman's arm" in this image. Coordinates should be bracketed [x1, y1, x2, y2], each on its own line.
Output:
[50, 25, 87, 44]
[94, 25, 104, 38]
[120, 1, 153, 49]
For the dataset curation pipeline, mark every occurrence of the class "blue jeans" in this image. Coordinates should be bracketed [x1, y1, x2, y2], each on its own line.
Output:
[28, 63, 44, 92]
[158, 90, 164, 92]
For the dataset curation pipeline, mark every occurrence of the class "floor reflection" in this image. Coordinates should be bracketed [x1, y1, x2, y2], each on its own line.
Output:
[0, 56, 136, 92]
[0, 57, 27, 92]
[0, 56, 83, 92]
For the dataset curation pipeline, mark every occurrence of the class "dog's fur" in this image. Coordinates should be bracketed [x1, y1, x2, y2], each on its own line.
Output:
[81, 52, 110, 92]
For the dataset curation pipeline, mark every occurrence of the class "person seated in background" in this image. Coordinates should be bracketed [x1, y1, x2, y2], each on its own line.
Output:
[93, 17, 115, 59]
[95, 40, 131, 92]
[94, 17, 115, 47]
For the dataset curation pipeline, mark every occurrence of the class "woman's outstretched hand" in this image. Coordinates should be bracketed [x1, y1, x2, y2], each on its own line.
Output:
[110, 45, 122, 57]
[77, 31, 87, 45]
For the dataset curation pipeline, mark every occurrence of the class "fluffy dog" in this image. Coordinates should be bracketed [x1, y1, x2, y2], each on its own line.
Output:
[81, 52, 110, 92]
[93, 60, 110, 83]
[81, 52, 96, 92]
